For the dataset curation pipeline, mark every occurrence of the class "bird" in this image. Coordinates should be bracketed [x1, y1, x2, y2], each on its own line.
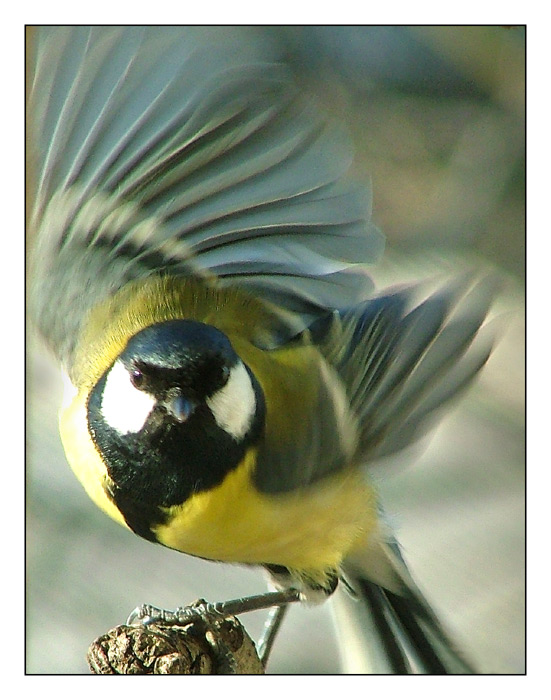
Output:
[27, 26, 495, 673]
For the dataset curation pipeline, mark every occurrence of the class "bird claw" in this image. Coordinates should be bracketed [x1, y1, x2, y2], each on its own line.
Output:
[126, 588, 302, 669]
[126, 598, 242, 673]
[126, 599, 215, 627]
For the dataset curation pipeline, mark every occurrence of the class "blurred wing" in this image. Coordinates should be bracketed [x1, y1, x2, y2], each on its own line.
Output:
[311, 275, 496, 462]
[252, 275, 496, 494]
[27, 26, 383, 368]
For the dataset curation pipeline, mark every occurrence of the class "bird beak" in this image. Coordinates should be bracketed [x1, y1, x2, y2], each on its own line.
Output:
[165, 395, 195, 423]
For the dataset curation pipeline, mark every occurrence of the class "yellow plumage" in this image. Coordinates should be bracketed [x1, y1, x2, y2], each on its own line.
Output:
[156, 450, 376, 582]
[60, 273, 378, 586]
[29, 27, 494, 672]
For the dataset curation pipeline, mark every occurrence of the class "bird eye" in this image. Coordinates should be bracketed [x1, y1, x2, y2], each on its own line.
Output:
[130, 368, 144, 389]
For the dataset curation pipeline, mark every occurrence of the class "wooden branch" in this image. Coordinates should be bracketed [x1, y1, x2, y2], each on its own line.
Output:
[87, 610, 264, 674]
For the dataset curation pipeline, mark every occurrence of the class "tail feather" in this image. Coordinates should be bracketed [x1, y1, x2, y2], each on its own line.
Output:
[332, 573, 475, 674]
[331, 578, 411, 673]
[334, 540, 476, 674]
[355, 582, 412, 673]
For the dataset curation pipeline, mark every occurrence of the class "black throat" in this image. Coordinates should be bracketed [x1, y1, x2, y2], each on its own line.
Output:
[87, 369, 265, 542]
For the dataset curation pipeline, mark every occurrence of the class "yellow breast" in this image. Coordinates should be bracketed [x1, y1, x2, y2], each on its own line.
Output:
[154, 448, 378, 580]
[59, 276, 378, 583]
[60, 380, 377, 585]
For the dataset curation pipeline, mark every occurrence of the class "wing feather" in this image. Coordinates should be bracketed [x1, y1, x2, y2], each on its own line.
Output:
[27, 26, 383, 368]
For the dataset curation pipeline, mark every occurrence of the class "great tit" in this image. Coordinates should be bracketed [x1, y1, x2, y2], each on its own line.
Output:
[27, 26, 495, 673]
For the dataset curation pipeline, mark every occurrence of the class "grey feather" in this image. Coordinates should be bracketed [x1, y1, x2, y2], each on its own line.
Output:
[335, 567, 476, 673]
[312, 275, 496, 464]
[252, 276, 495, 494]
[27, 26, 383, 367]
[335, 532, 476, 673]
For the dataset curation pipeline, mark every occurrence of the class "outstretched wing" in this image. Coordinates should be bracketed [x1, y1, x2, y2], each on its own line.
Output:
[27, 26, 383, 368]
[311, 275, 496, 463]
[251, 275, 495, 494]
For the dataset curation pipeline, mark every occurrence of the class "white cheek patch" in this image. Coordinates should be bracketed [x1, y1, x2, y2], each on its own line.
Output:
[206, 362, 256, 440]
[100, 360, 156, 435]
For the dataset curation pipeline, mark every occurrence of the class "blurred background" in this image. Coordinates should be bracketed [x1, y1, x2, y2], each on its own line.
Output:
[26, 26, 525, 674]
